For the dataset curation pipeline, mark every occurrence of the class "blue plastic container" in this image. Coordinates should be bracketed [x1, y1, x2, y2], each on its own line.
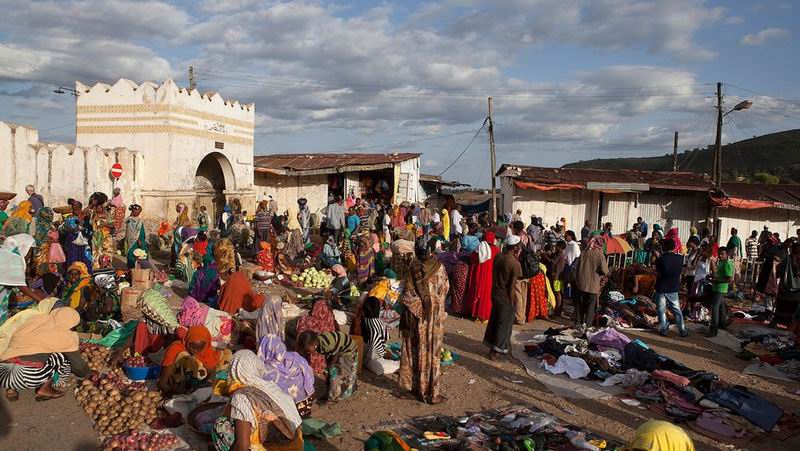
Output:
[123, 364, 162, 381]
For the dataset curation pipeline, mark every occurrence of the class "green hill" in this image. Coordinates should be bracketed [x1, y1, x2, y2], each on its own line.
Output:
[564, 129, 800, 183]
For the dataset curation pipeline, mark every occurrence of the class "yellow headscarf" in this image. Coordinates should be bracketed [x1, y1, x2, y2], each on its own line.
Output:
[175, 203, 191, 228]
[441, 209, 450, 241]
[10, 201, 33, 222]
[0, 307, 81, 360]
[0, 297, 59, 358]
[630, 420, 694, 451]
[65, 262, 91, 308]
[214, 238, 236, 274]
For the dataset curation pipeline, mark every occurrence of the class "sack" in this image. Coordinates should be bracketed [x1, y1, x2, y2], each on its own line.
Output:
[120, 287, 145, 322]
[131, 268, 153, 289]
[520, 248, 540, 279]
[72, 231, 88, 246]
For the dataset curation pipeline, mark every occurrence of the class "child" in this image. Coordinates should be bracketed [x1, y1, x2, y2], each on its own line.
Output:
[297, 330, 358, 401]
[708, 246, 733, 337]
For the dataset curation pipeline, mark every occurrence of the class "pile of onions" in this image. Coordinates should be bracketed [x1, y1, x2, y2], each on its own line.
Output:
[102, 431, 179, 451]
[76, 375, 162, 436]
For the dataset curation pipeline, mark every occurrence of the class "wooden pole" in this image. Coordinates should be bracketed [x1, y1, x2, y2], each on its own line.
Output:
[713, 82, 723, 188]
[488, 97, 497, 223]
[672, 131, 679, 172]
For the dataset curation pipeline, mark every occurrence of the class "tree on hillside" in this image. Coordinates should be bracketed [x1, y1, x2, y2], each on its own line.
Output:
[753, 172, 780, 184]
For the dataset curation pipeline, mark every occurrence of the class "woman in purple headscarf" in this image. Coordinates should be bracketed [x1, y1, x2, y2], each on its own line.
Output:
[257, 334, 316, 417]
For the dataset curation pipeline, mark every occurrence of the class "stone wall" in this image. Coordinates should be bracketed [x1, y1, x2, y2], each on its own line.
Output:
[0, 121, 141, 208]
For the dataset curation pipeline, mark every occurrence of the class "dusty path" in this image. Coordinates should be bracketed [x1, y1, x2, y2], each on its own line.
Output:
[1, 314, 798, 450]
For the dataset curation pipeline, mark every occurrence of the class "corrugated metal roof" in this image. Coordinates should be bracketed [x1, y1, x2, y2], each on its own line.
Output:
[419, 173, 469, 187]
[498, 164, 712, 192]
[253, 153, 419, 175]
[722, 182, 800, 209]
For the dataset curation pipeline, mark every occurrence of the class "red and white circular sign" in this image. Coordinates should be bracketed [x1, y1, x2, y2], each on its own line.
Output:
[110, 163, 123, 179]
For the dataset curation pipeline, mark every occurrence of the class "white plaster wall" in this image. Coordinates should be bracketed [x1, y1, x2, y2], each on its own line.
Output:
[0, 121, 140, 209]
[505, 180, 595, 230]
[397, 158, 421, 203]
[344, 172, 360, 200]
[254, 172, 329, 216]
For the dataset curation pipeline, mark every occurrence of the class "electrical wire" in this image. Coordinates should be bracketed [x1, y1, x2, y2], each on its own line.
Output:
[438, 121, 487, 176]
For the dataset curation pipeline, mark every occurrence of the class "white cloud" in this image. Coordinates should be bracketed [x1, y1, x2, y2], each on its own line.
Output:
[724, 16, 744, 25]
[740, 28, 790, 46]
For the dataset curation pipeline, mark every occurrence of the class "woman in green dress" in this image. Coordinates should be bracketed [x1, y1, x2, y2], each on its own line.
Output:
[124, 204, 148, 269]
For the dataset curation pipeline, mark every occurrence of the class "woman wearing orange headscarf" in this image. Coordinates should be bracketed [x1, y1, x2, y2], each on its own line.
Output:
[158, 325, 221, 395]
[2, 201, 34, 236]
[218, 271, 265, 315]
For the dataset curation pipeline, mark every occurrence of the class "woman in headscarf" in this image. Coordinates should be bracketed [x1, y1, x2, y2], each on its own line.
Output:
[178, 296, 233, 349]
[664, 228, 683, 254]
[356, 231, 375, 284]
[399, 243, 448, 404]
[110, 188, 125, 240]
[253, 201, 273, 255]
[159, 325, 221, 396]
[90, 198, 115, 271]
[756, 233, 786, 309]
[449, 255, 471, 316]
[62, 262, 91, 310]
[256, 241, 275, 272]
[295, 298, 338, 375]
[390, 206, 405, 229]
[32, 207, 55, 271]
[212, 350, 304, 451]
[60, 201, 91, 270]
[124, 204, 147, 269]
[298, 199, 310, 242]
[440, 209, 450, 242]
[321, 235, 341, 268]
[257, 335, 315, 417]
[296, 329, 358, 402]
[2, 201, 34, 237]
[171, 202, 192, 267]
[189, 254, 221, 307]
[466, 231, 498, 322]
[0, 307, 90, 401]
[256, 294, 284, 342]
[218, 270, 265, 315]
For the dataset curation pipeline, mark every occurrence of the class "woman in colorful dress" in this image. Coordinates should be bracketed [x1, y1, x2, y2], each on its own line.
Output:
[466, 231, 498, 322]
[2, 201, 34, 237]
[297, 330, 358, 402]
[398, 244, 448, 404]
[60, 201, 91, 270]
[257, 335, 316, 417]
[32, 207, 55, 271]
[124, 204, 147, 269]
[189, 254, 221, 307]
[212, 350, 304, 451]
[90, 200, 115, 271]
[295, 298, 338, 375]
[356, 231, 375, 284]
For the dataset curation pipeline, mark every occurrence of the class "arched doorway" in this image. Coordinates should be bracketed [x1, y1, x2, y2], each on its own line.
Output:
[196, 152, 235, 225]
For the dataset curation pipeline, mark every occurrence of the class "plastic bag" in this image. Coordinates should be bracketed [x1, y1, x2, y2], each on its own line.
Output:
[86, 319, 138, 348]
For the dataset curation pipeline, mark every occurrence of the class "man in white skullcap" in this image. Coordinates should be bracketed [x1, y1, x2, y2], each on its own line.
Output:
[484, 234, 523, 361]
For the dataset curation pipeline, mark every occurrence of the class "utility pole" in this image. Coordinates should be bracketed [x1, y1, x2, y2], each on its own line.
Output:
[188, 66, 197, 90]
[672, 131, 679, 172]
[487, 97, 497, 223]
[713, 82, 723, 188]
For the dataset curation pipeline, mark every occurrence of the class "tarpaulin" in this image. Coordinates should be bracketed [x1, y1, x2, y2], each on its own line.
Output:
[514, 180, 584, 191]
[711, 195, 777, 209]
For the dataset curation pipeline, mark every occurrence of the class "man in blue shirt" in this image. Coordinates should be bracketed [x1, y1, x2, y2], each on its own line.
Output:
[637, 217, 648, 238]
[654, 238, 688, 337]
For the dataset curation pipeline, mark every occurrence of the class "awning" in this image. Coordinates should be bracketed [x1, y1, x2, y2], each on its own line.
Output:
[711, 195, 779, 210]
[514, 181, 584, 191]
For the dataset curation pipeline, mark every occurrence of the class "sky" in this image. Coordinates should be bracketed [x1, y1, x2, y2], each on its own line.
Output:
[0, 0, 798, 187]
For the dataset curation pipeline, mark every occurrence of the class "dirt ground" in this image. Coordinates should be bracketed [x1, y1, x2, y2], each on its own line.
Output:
[2, 309, 799, 451]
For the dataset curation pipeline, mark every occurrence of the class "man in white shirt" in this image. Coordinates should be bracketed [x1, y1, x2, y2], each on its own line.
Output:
[564, 230, 581, 265]
[451, 205, 463, 237]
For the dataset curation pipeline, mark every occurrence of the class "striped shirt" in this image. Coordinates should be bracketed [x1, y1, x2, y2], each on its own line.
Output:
[745, 237, 759, 260]
[318, 331, 356, 357]
[362, 318, 388, 360]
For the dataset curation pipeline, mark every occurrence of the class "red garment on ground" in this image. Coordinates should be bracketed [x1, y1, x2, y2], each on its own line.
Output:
[465, 232, 498, 321]
[527, 272, 548, 321]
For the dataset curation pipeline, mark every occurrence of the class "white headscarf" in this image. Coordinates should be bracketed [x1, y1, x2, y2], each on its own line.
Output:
[229, 350, 302, 431]
[0, 234, 35, 285]
[477, 241, 492, 264]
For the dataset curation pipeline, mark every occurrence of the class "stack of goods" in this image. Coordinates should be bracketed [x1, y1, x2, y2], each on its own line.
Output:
[80, 342, 114, 372]
[290, 267, 334, 289]
[596, 294, 660, 329]
[370, 405, 620, 450]
[75, 372, 162, 436]
[738, 329, 800, 380]
[101, 431, 179, 451]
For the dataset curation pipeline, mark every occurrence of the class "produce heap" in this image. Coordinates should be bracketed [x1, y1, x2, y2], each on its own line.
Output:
[290, 267, 334, 289]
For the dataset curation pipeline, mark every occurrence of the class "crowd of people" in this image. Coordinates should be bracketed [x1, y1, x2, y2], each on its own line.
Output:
[3, 182, 800, 450]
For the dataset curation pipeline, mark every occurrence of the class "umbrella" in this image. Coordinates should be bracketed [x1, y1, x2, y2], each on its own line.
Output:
[605, 235, 633, 254]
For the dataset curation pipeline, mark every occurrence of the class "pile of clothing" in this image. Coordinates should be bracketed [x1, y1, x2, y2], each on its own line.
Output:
[371, 404, 620, 450]
[595, 293, 660, 329]
[523, 326, 797, 444]
[738, 328, 800, 380]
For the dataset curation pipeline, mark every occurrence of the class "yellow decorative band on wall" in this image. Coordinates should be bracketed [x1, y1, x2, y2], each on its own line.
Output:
[76, 124, 254, 145]
[77, 116, 198, 126]
[77, 104, 255, 129]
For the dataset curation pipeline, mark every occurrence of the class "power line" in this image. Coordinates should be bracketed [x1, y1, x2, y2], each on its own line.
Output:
[726, 83, 800, 104]
[438, 121, 487, 176]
